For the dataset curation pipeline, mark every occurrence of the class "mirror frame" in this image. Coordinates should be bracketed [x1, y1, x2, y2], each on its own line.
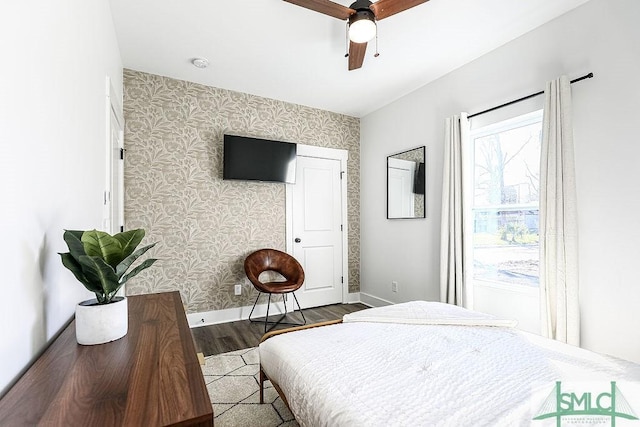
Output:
[387, 146, 426, 219]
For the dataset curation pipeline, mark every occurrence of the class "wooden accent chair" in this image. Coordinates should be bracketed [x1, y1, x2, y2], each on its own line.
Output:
[244, 249, 306, 333]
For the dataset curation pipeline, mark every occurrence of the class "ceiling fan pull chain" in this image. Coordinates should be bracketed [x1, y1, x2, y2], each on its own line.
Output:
[374, 26, 380, 58]
[344, 21, 349, 58]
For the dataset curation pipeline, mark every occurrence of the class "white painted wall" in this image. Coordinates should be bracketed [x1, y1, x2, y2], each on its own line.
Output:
[0, 1, 122, 393]
[360, 0, 640, 362]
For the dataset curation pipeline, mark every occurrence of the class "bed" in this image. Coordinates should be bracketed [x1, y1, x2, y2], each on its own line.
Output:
[258, 301, 640, 426]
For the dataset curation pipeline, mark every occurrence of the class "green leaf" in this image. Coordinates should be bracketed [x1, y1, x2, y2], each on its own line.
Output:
[60, 228, 157, 304]
[78, 255, 120, 302]
[81, 230, 123, 268]
[63, 230, 87, 261]
[115, 242, 157, 278]
[114, 229, 145, 260]
[120, 258, 158, 285]
[59, 252, 102, 294]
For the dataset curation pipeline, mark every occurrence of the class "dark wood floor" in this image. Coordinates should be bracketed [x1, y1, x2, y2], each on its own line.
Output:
[191, 303, 368, 357]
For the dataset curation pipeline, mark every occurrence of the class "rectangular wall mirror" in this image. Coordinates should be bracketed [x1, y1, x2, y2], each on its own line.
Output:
[387, 146, 426, 219]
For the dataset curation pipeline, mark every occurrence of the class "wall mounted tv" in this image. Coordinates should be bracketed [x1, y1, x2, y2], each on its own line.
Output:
[223, 135, 297, 184]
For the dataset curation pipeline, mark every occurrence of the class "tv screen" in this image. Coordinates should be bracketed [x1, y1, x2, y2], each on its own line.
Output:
[223, 135, 297, 183]
[413, 162, 425, 195]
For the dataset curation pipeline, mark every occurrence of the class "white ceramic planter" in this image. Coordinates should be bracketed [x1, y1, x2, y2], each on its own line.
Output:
[75, 296, 128, 345]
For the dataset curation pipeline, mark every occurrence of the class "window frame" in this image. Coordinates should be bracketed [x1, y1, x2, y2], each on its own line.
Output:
[465, 109, 544, 293]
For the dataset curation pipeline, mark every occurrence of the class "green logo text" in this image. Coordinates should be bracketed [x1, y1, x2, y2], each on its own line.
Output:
[534, 381, 638, 426]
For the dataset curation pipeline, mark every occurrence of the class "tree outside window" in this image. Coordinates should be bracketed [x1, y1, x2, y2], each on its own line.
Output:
[471, 111, 542, 287]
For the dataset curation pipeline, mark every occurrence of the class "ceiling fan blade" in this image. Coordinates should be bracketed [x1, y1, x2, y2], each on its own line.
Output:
[348, 41, 367, 71]
[283, 0, 355, 20]
[370, 0, 429, 20]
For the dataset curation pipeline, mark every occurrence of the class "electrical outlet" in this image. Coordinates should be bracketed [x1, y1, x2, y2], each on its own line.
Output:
[391, 281, 398, 293]
[234, 284, 242, 296]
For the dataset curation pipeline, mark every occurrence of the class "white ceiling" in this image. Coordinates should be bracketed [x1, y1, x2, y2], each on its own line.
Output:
[109, 0, 589, 118]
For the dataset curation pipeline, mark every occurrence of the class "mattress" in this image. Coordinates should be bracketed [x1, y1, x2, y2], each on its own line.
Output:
[259, 301, 640, 426]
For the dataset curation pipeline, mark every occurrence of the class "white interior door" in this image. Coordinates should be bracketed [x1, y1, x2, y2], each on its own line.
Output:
[387, 158, 415, 218]
[290, 155, 344, 309]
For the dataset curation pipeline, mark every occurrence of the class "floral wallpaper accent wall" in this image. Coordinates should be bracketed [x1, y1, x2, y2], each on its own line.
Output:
[123, 70, 360, 313]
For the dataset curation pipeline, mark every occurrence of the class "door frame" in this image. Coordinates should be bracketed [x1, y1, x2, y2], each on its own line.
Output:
[285, 144, 349, 304]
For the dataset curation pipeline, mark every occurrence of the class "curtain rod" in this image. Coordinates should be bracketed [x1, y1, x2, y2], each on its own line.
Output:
[467, 72, 594, 119]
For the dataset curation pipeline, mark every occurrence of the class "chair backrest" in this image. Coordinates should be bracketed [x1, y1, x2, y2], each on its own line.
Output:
[244, 249, 304, 290]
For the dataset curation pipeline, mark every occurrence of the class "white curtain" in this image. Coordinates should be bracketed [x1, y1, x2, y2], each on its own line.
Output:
[440, 113, 469, 306]
[539, 76, 580, 345]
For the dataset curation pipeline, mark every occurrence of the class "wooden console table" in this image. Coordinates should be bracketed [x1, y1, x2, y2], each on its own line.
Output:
[0, 291, 213, 426]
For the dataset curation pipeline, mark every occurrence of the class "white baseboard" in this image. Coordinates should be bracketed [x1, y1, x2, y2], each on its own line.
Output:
[189, 292, 371, 328]
[188, 300, 288, 328]
[359, 292, 394, 308]
[345, 292, 361, 304]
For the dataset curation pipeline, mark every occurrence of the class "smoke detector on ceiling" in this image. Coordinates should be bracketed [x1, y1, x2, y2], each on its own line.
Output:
[191, 58, 209, 69]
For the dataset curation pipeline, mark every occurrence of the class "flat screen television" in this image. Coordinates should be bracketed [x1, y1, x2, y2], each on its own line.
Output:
[413, 162, 425, 195]
[223, 135, 297, 183]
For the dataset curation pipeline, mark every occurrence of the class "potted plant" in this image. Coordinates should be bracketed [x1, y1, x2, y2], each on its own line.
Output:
[59, 228, 157, 345]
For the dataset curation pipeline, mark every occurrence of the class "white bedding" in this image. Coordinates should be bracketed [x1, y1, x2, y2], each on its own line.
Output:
[343, 300, 518, 327]
[259, 301, 640, 427]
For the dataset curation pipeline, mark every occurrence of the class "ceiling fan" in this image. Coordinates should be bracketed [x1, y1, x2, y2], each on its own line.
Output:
[284, 0, 429, 71]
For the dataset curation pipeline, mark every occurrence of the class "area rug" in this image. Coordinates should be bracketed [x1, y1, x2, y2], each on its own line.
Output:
[202, 347, 299, 427]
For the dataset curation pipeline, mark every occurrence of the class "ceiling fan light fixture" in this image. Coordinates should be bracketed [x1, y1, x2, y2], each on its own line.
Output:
[348, 9, 376, 43]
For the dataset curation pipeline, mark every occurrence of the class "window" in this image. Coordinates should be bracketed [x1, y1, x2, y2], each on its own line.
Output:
[469, 110, 542, 288]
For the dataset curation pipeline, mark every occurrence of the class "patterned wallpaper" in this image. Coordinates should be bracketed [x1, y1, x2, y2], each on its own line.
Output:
[122, 70, 360, 313]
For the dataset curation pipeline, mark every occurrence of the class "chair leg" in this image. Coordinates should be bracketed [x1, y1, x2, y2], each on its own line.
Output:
[292, 292, 306, 326]
[264, 294, 271, 333]
[249, 293, 278, 333]
[248, 294, 261, 322]
[249, 292, 305, 333]
[283, 293, 288, 316]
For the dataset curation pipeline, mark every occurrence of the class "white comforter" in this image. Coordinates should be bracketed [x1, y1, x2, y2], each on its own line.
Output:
[259, 301, 640, 427]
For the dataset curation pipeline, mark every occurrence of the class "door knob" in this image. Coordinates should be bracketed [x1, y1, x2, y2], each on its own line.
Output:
[294, 238, 301, 243]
